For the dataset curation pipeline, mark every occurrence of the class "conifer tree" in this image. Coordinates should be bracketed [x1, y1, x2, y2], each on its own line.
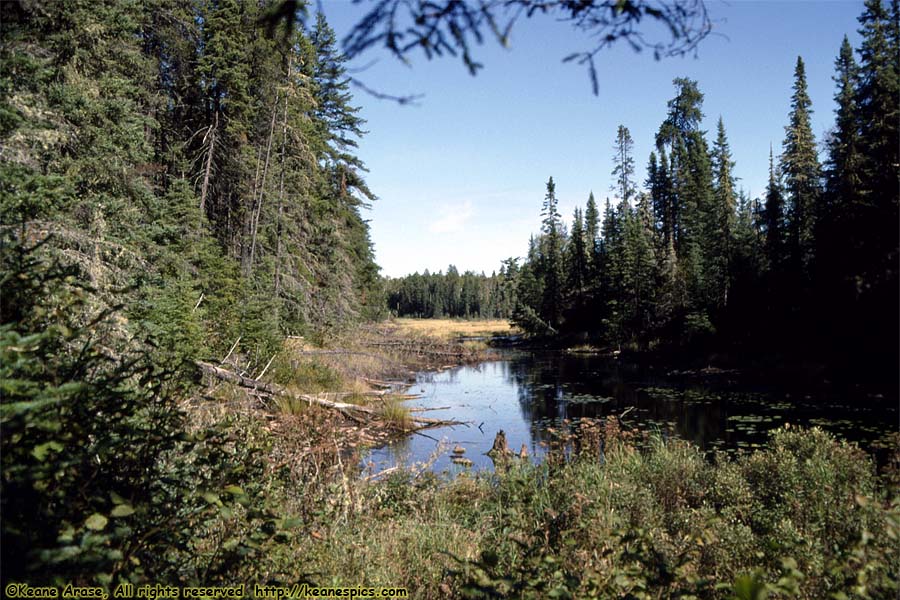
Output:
[566, 206, 590, 305]
[781, 56, 821, 281]
[849, 0, 899, 369]
[710, 116, 737, 307]
[763, 146, 786, 273]
[825, 37, 864, 211]
[540, 177, 565, 330]
[612, 125, 637, 204]
[309, 12, 373, 201]
[655, 78, 713, 315]
[600, 198, 625, 344]
[856, 0, 900, 219]
[584, 192, 602, 278]
[819, 36, 863, 307]
[622, 193, 659, 345]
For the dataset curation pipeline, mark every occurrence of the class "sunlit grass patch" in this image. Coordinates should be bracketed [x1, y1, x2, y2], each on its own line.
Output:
[394, 317, 518, 340]
[380, 397, 412, 430]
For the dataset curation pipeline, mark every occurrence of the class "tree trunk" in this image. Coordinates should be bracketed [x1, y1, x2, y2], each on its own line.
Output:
[199, 110, 218, 214]
[274, 59, 290, 301]
[247, 94, 279, 274]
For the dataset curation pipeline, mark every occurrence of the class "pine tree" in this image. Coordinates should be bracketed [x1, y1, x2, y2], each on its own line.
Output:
[781, 56, 821, 281]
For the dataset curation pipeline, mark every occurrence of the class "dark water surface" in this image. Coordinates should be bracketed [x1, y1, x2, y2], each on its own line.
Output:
[364, 351, 898, 474]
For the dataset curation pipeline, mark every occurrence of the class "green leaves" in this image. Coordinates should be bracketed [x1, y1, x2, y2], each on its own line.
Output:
[30, 440, 62, 461]
[223, 485, 246, 497]
[84, 514, 108, 531]
[110, 504, 135, 518]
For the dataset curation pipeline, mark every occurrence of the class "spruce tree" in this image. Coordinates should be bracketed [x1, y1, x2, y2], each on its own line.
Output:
[567, 206, 590, 306]
[584, 192, 602, 278]
[710, 116, 737, 307]
[850, 0, 899, 369]
[781, 56, 821, 281]
[856, 0, 899, 217]
[655, 78, 713, 315]
[600, 198, 625, 344]
[763, 146, 786, 273]
[540, 177, 565, 330]
[612, 125, 637, 204]
[819, 36, 864, 313]
[648, 148, 677, 259]
[623, 193, 659, 345]
[309, 12, 373, 201]
[825, 37, 864, 210]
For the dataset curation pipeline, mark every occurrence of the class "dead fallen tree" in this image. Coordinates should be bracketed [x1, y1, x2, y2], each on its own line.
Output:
[196, 361, 464, 429]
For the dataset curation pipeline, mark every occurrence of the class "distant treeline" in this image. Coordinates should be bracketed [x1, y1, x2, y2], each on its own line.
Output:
[507, 1, 897, 376]
[385, 266, 516, 319]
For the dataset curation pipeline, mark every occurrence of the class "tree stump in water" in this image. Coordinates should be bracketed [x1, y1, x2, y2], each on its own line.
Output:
[490, 430, 509, 455]
[487, 430, 518, 468]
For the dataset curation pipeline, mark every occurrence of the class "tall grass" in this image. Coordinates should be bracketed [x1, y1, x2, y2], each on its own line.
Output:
[380, 398, 412, 430]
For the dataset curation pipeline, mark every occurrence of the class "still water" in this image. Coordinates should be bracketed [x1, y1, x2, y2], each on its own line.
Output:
[364, 351, 898, 473]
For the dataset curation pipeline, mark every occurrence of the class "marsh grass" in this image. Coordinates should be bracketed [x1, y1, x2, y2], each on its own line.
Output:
[380, 397, 413, 430]
[394, 317, 518, 340]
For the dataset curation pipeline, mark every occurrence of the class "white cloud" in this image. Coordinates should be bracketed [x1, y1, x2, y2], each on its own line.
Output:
[428, 199, 474, 234]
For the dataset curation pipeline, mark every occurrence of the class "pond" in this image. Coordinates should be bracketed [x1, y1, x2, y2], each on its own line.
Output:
[363, 350, 898, 474]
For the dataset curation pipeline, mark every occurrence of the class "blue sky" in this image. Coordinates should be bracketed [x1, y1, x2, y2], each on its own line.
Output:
[319, 1, 865, 278]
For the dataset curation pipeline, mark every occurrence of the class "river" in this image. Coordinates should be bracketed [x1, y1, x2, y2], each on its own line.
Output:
[364, 350, 898, 473]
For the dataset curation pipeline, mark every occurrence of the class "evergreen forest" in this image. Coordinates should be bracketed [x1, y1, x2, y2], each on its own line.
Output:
[385, 267, 516, 319]
[506, 18, 898, 380]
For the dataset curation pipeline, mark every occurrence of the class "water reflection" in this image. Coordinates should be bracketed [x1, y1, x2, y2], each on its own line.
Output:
[363, 351, 898, 474]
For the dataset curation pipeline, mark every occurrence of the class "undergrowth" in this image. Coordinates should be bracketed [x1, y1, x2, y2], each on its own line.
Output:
[264, 426, 898, 599]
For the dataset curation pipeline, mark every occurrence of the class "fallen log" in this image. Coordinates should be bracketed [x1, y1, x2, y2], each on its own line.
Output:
[196, 361, 463, 428]
[198, 361, 281, 394]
